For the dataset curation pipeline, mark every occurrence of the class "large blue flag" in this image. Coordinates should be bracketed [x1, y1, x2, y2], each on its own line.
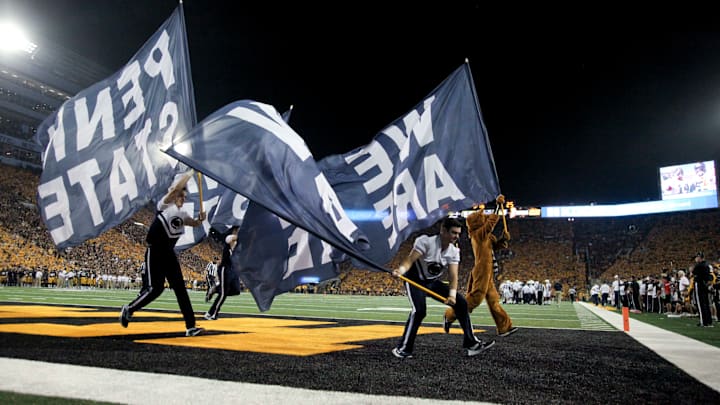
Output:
[163, 101, 370, 307]
[319, 62, 500, 268]
[36, 6, 197, 249]
[164, 100, 367, 310]
[172, 101, 341, 310]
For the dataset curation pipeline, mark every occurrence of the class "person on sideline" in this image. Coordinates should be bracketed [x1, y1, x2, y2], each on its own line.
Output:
[205, 257, 219, 302]
[569, 285, 577, 303]
[391, 217, 495, 358]
[612, 275, 622, 309]
[119, 172, 206, 336]
[554, 280, 564, 305]
[590, 284, 600, 306]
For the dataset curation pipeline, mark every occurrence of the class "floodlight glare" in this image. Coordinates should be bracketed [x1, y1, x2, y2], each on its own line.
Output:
[0, 21, 37, 53]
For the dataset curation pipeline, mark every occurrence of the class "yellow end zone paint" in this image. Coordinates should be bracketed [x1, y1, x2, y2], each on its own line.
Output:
[0, 305, 178, 319]
[0, 305, 485, 356]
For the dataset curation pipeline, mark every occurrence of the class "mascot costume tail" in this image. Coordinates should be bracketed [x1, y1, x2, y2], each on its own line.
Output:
[444, 194, 515, 336]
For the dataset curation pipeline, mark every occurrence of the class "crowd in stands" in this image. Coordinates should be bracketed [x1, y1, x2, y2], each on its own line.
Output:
[2, 163, 719, 302]
[0, 164, 221, 290]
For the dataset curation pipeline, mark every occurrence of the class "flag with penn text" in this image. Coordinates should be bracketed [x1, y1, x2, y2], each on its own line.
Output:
[36, 5, 197, 249]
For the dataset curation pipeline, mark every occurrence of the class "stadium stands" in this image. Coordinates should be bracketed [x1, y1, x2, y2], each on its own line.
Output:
[2, 162, 719, 300]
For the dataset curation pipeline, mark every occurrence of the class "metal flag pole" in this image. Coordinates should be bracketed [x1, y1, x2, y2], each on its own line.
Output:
[398, 275, 448, 302]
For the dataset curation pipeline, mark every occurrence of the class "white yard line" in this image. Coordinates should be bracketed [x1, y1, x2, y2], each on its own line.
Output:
[0, 357, 494, 405]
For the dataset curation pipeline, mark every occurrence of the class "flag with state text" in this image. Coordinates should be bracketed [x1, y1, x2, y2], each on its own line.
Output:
[318, 62, 500, 268]
[36, 5, 197, 249]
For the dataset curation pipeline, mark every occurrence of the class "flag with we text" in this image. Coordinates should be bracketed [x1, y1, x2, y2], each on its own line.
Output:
[318, 62, 500, 268]
[36, 5, 197, 249]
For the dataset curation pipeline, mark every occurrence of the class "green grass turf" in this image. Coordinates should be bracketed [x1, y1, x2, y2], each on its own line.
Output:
[628, 310, 720, 348]
[3, 286, 718, 347]
[0, 286, 592, 329]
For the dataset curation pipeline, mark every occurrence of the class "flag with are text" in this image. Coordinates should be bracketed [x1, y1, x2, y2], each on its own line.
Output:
[319, 62, 500, 268]
[36, 5, 197, 249]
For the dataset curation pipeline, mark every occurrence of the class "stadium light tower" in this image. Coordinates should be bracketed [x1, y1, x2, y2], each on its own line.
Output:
[0, 21, 37, 54]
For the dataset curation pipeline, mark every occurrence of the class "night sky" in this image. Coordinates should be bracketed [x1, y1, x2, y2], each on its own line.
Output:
[4, 1, 720, 206]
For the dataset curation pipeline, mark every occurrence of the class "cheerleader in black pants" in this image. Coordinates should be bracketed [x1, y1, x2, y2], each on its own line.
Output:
[119, 172, 206, 336]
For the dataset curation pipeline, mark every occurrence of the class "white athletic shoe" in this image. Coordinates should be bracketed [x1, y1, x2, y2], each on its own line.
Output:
[466, 340, 495, 357]
[186, 327, 205, 337]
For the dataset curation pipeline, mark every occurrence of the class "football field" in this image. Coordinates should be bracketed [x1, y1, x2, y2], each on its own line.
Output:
[4, 286, 720, 346]
[1, 287, 719, 404]
[0, 286, 604, 329]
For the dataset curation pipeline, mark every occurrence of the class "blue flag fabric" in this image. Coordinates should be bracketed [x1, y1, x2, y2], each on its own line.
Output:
[165, 103, 368, 232]
[233, 201, 342, 311]
[206, 187, 249, 235]
[318, 62, 500, 268]
[163, 100, 368, 310]
[191, 103, 336, 309]
[174, 173, 243, 251]
[35, 6, 197, 249]
[200, 108, 270, 238]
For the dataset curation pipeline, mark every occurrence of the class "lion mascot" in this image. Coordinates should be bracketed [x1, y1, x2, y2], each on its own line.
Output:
[444, 194, 516, 336]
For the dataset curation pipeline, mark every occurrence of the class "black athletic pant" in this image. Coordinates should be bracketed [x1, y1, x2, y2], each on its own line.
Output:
[694, 282, 712, 326]
[207, 264, 230, 318]
[127, 246, 196, 329]
[397, 272, 479, 354]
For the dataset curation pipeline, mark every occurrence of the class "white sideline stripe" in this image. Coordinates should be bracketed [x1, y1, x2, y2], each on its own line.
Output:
[573, 303, 615, 331]
[0, 357, 495, 405]
[580, 302, 720, 393]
